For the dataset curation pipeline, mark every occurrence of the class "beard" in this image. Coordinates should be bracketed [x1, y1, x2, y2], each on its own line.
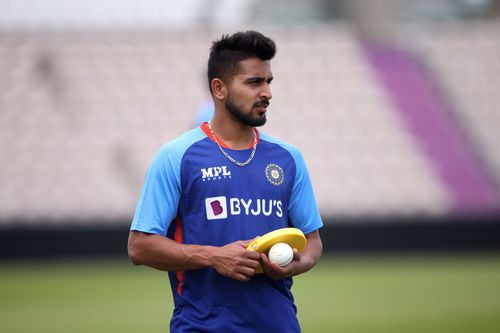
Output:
[225, 94, 268, 127]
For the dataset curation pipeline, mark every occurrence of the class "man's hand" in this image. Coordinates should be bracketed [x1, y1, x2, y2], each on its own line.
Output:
[260, 248, 302, 280]
[129, 230, 322, 281]
[260, 230, 323, 280]
[211, 239, 261, 282]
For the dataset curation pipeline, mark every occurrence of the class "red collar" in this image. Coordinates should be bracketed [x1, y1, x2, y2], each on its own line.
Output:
[200, 122, 259, 149]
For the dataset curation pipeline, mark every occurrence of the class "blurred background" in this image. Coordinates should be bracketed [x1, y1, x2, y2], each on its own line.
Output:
[1, 0, 499, 332]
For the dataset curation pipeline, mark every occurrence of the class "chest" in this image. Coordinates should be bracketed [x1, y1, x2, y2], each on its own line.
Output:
[179, 140, 296, 215]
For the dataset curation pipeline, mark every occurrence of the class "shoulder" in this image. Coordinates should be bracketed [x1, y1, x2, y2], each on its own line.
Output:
[259, 132, 304, 164]
[157, 127, 207, 160]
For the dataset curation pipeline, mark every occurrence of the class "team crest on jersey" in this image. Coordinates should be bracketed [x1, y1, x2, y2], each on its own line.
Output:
[265, 163, 284, 186]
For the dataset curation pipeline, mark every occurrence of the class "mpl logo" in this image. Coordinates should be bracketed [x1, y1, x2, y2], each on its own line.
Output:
[205, 196, 228, 220]
[201, 166, 232, 181]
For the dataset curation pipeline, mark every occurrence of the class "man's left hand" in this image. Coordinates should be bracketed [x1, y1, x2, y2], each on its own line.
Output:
[260, 248, 301, 280]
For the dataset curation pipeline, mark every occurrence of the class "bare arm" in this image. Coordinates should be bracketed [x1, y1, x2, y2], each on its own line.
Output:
[128, 231, 261, 282]
[260, 230, 323, 280]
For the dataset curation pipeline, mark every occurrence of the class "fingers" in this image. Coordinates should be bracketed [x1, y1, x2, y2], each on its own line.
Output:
[212, 241, 262, 281]
[227, 259, 259, 282]
[215, 238, 306, 282]
[238, 239, 253, 247]
[260, 249, 301, 280]
[292, 248, 301, 261]
[246, 250, 262, 260]
[239, 266, 258, 280]
[233, 239, 261, 260]
[241, 257, 261, 269]
[261, 252, 285, 271]
[233, 272, 252, 282]
[237, 237, 260, 249]
[260, 252, 280, 274]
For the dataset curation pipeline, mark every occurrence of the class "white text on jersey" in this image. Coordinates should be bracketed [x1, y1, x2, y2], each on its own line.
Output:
[205, 196, 283, 220]
[201, 166, 232, 181]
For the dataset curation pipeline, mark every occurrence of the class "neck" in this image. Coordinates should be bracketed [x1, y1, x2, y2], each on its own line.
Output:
[208, 116, 255, 150]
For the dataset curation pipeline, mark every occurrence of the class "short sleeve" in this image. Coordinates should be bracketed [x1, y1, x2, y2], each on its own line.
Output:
[130, 145, 182, 236]
[130, 128, 207, 235]
[288, 148, 323, 234]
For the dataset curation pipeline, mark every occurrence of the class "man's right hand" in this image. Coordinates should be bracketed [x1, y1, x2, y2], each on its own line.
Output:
[211, 239, 261, 282]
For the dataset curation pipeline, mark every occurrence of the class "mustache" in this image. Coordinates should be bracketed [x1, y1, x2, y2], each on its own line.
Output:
[253, 100, 270, 108]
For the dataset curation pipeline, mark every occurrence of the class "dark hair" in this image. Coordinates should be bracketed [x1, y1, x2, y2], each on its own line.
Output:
[207, 31, 276, 94]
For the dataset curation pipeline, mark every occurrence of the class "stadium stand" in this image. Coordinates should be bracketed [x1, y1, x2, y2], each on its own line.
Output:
[363, 38, 498, 214]
[0, 32, 208, 223]
[416, 21, 500, 190]
[1, 2, 499, 257]
[0, 24, 465, 224]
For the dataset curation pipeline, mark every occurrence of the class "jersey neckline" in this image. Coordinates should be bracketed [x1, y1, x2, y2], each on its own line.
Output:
[200, 122, 259, 149]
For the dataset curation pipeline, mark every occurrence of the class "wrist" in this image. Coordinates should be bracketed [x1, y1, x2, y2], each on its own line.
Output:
[298, 255, 314, 274]
[180, 244, 218, 270]
[201, 245, 219, 268]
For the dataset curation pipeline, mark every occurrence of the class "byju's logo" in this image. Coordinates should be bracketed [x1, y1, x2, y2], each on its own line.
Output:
[201, 166, 232, 181]
[205, 196, 228, 220]
[205, 196, 283, 220]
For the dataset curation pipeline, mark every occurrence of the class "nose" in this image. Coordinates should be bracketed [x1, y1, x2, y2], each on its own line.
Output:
[260, 83, 272, 100]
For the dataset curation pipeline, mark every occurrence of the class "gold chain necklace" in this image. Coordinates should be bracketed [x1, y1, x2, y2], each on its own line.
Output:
[207, 122, 257, 167]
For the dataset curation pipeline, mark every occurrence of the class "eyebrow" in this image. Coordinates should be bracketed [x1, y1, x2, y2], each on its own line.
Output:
[245, 76, 274, 84]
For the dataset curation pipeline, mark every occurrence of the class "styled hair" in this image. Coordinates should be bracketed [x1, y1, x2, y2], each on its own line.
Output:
[207, 31, 276, 94]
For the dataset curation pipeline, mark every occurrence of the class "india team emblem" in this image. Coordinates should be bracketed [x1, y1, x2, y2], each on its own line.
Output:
[265, 163, 284, 186]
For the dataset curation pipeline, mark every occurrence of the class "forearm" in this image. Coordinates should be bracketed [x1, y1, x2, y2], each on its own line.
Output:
[128, 231, 216, 272]
[297, 230, 323, 274]
[128, 230, 262, 281]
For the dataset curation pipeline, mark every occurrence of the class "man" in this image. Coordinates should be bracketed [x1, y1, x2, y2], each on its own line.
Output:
[128, 31, 323, 332]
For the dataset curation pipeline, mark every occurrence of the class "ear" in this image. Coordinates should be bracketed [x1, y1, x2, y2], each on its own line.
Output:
[211, 78, 227, 100]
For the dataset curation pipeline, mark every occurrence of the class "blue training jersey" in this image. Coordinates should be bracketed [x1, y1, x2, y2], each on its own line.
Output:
[131, 122, 323, 333]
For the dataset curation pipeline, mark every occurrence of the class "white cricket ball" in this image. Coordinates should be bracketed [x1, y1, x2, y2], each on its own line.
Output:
[268, 243, 294, 267]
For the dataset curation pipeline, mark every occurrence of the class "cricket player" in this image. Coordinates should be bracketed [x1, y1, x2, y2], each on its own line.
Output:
[128, 30, 323, 332]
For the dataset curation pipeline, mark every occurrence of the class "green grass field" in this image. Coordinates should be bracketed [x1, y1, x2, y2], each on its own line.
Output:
[1, 254, 500, 333]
